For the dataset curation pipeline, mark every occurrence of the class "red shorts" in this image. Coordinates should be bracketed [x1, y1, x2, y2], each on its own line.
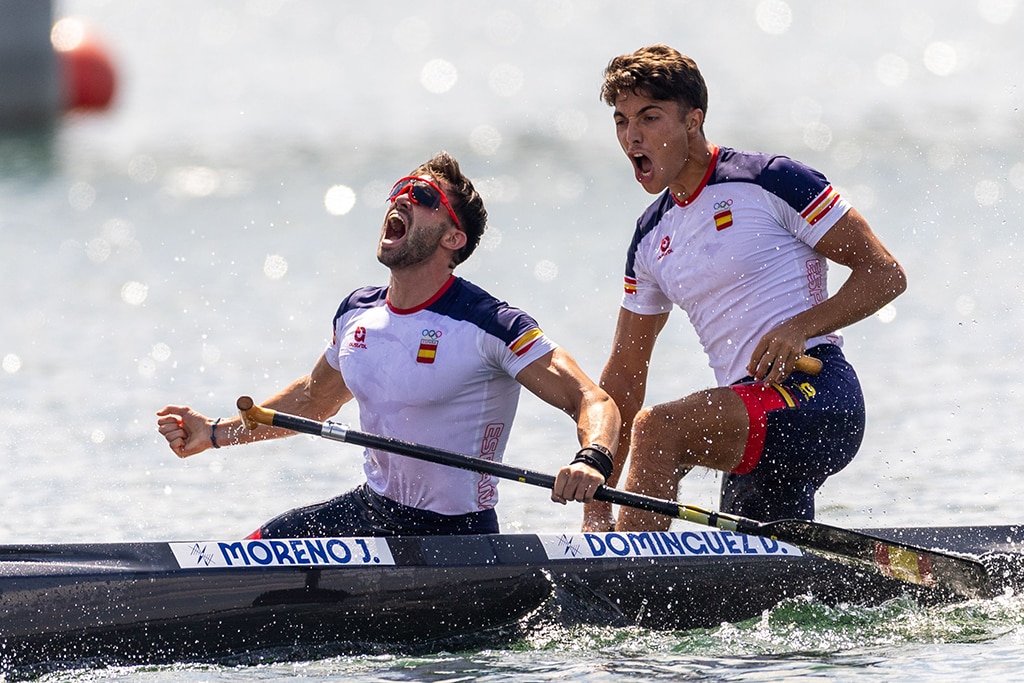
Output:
[730, 382, 801, 475]
[720, 344, 865, 520]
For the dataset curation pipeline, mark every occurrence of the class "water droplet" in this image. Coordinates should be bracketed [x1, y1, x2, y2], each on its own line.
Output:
[469, 125, 502, 156]
[264, 254, 288, 280]
[755, 0, 792, 34]
[324, 184, 356, 216]
[488, 63, 524, 98]
[420, 58, 457, 94]
[121, 281, 149, 306]
[923, 42, 957, 76]
[2, 354, 22, 374]
[875, 54, 909, 87]
[534, 260, 558, 282]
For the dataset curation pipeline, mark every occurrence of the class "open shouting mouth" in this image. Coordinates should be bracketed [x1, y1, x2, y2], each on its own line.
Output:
[381, 210, 408, 247]
[632, 152, 654, 184]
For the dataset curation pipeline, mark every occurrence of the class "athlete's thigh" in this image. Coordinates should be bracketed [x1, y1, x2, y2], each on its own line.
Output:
[258, 489, 371, 538]
[637, 387, 749, 472]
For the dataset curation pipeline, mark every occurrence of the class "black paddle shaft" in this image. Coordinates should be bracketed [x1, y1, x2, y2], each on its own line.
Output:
[262, 408, 693, 516]
[239, 398, 993, 600]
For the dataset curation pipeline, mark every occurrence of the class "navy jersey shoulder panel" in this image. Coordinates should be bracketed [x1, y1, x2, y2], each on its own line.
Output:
[429, 277, 541, 345]
[711, 146, 831, 214]
[625, 190, 675, 279]
[332, 285, 387, 327]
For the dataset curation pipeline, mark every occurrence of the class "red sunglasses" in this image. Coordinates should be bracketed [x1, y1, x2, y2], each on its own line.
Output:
[387, 176, 461, 229]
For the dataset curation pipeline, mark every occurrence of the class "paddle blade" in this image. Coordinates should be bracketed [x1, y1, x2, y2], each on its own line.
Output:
[760, 519, 992, 599]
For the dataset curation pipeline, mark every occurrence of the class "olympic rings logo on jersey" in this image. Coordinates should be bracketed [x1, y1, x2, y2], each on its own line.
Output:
[713, 199, 734, 210]
[421, 329, 443, 339]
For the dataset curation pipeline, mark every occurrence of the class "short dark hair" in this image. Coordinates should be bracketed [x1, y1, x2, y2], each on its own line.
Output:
[412, 151, 487, 266]
[600, 44, 708, 118]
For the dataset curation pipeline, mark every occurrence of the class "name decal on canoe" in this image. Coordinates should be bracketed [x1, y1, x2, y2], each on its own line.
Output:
[169, 537, 396, 569]
[539, 530, 801, 559]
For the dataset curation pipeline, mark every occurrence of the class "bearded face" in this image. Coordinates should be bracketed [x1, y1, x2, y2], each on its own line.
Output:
[376, 209, 449, 270]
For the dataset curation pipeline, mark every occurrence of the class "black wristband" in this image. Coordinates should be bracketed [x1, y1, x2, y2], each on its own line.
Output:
[210, 417, 222, 449]
[571, 444, 614, 480]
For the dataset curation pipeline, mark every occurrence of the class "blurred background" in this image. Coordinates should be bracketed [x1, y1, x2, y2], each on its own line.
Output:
[1, 0, 1022, 542]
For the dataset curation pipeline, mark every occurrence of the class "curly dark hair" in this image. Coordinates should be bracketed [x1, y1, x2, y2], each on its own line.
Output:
[411, 151, 487, 266]
[600, 44, 708, 120]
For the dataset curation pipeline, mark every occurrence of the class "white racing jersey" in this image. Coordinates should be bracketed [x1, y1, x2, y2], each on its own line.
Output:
[325, 275, 557, 515]
[622, 146, 851, 385]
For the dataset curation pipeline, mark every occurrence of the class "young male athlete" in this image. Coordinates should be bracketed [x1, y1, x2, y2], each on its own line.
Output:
[585, 45, 906, 532]
[158, 151, 619, 538]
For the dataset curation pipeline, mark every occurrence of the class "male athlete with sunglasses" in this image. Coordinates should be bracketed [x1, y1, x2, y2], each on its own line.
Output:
[157, 151, 619, 537]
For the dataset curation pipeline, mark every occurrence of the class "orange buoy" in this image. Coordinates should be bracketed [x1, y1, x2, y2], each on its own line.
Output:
[51, 17, 117, 111]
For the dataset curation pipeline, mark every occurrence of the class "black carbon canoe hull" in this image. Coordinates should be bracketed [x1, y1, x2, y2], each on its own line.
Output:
[2, 526, 1021, 675]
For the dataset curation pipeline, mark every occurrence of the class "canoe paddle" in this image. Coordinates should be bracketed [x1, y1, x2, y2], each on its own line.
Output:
[236, 395, 992, 599]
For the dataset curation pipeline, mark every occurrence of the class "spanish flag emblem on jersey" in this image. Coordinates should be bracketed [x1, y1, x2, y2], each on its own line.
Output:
[416, 340, 437, 364]
[801, 185, 841, 225]
[509, 328, 543, 358]
[714, 209, 733, 231]
[417, 329, 442, 364]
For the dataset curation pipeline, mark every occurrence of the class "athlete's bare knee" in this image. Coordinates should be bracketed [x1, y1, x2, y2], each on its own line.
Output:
[631, 405, 672, 453]
[628, 408, 682, 487]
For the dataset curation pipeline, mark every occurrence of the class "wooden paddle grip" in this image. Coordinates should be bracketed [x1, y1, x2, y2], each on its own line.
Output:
[794, 355, 822, 375]
[236, 395, 276, 430]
